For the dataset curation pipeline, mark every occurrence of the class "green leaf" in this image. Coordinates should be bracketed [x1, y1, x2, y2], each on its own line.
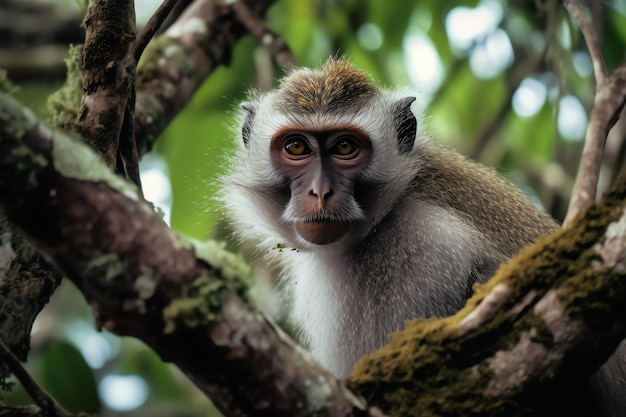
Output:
[36, 339, 100, 414]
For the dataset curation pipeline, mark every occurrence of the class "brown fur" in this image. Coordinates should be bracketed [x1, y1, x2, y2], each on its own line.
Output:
[274, 59, 377, 114]
[414, 146, 559, 256]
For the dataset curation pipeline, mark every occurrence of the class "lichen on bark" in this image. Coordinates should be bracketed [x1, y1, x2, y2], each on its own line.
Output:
[163, 239, 252, 333]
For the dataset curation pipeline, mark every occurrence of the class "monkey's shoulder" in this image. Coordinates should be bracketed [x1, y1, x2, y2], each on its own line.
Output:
[405, 145, 558, 256]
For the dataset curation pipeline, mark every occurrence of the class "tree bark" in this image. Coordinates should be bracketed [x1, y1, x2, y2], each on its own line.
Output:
[0, 92, 383, 417]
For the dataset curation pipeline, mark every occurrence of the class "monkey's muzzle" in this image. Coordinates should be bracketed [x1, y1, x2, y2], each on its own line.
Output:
[294, 221, 350, 245]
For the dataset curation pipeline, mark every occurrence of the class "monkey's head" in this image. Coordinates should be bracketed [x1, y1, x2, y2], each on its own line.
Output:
[224, 58, 426, 249]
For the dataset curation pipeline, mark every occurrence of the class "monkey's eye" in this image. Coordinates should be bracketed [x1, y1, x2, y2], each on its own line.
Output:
[331, 138, 359, 158]
[284, 137, 312, 157]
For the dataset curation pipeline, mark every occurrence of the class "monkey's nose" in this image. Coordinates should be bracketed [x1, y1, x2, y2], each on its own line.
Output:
[309, 172, 334, 207]
[310, 187, 334, 203]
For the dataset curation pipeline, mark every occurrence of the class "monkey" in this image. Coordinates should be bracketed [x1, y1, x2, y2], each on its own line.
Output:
[221, 58, 624, 415]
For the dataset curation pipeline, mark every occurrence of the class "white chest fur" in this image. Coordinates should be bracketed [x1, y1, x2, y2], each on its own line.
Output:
[273, 203, 487, 377]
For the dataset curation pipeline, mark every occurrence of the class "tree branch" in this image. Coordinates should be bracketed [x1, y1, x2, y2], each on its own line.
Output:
[562, 0, 625, 226]
[564, 63, 626, 226]
[133, 0, 277, 156]
[2, 0, 277, 406]
[562, 0, 607, 86]
[77, 0, 137, 170]
[348, 173, 626, 414]
[230, 0, 296, 70]
[0, 92, 384, 417]
[0, 340, 73, 417]
[130, 0, 180, 62]
[0, 216, 62, 392]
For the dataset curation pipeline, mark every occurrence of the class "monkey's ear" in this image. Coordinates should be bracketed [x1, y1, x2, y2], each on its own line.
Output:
[393, 97, 417, 154]
[240, 102, 255, 147]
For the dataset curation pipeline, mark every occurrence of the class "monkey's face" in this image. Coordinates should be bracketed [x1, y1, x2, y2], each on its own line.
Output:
[226, 60, 424, 251]
[270, 128, 372, 245]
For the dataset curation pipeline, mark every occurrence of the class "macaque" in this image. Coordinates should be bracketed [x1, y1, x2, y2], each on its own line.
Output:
[221, 58, 623, 416]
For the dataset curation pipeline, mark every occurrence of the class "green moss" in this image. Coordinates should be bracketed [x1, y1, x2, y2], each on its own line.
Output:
[162, 276, 226, 333]
[48, 44, 84, 132]
[187, 239, 252, 286]
[79, 253, 135, 298]
[162, 239, 252, 333]
[347, 314, 508, 416]
[136, 37, 168, 87]
[346, 174, 626, 416]
[50, 128, 138, 196]
[346, 308, 553, 416]
[0, 94, 49, 200]
[0, 70, 19, 95]
[555, 194, 626, 325]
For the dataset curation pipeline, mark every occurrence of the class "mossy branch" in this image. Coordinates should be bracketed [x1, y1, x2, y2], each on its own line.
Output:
[348, 172, 626, 416]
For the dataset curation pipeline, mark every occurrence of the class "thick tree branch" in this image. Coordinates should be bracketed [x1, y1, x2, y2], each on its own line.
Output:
[0, 216, 62, 392]
[1, 0, 278, 406]
[133, 0, 277, 156]
[0, 92, 383, 417]
[77, 0, 137, 170]
[76, 0, 177, 188]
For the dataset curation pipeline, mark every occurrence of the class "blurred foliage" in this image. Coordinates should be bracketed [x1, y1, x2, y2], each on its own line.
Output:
[154, 0, 626, 238]
[2, 0, 626, 416]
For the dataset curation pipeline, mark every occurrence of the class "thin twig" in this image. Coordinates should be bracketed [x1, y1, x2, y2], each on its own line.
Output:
[564, 65, 626, 226]
[230, 0, 297, 70]
[123, 0, 179, 189]
[561, 0, 612, 226]
[0, 339, 73, 417]
[130, 0, 180, 62]
[562, 0, 607, 86]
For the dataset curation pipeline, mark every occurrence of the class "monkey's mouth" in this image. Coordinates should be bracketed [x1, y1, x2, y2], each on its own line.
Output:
[294, 219, 350, 245]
